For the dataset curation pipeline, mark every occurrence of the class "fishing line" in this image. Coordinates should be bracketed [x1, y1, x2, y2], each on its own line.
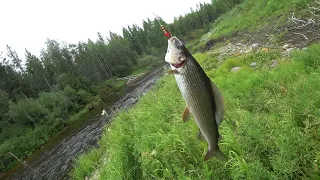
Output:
[153, 13, 172, 39]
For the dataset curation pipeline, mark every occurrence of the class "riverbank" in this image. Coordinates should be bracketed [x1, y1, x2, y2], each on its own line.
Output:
[2, 64, 164, 180]
[0, 78, 121, 174]
[71, 43, 320, 179]
[0, 59, 166, 176]
[70, 0, 320, 178]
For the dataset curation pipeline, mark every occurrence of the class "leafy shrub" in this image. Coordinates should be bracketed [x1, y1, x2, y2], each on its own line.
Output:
[8, 98, 48, 127]
[292, 43, 320, 72]
[0, 125, 50, 171]
[137, 55, 162, 68]
[39, 91, 75, 120]
[63, 86, 93, 109]
[113, 64, 131, 77]
[0, 90, 9, 121]
[0, 90, 10, 133]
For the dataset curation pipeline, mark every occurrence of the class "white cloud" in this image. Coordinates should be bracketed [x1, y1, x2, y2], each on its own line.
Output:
[0, 0, 211, 60]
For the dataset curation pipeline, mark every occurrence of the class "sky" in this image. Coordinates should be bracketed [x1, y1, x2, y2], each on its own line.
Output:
[0, 0, 211, 61]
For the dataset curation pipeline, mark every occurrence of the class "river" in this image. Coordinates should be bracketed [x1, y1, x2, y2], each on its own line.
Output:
[2, 65, 165, 180]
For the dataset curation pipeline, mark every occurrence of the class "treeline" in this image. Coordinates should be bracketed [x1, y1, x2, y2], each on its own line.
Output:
[0, 0, 243, 172]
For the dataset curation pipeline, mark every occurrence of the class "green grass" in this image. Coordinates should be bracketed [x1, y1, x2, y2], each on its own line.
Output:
[207, 0, 311, 40]
[71, 148, 103, 179]
[130, 67, 149, 76]
[131, 54, 164, 76]
[70, 43, 320, 179]
[103, 78, 126, 90]
[67, 96, 101, 124]
[70, 1, 320, 177]
[67, 108, 90, 124]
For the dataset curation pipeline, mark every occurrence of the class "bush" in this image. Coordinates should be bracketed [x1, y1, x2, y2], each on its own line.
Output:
[292, 43, 320, 72]
[56, 74, 92, 92]
[113, 64, 131, 77]
[63, 86, 93, 110]
[8, 98, 48, 127]
[0, 90, 9, 121]
[1, 89, 94, 172]
[137, 54, 162, 68]
[39, 91, 75, 120]
[0, 124, 56, 171]
[0, 90, 10, 132]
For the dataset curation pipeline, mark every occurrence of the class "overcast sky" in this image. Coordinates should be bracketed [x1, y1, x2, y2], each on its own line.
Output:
[0, 0, 211, 60]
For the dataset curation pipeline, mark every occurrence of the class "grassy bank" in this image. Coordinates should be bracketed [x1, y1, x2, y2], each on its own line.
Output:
[189, 0, 317, 54]
[208, 0, 310, 39]
[71, 0, 320, 179]
[71, 44, 320, 179]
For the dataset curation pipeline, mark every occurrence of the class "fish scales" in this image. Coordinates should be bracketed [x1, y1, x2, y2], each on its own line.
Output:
[174, 58, 219, 149]
[165, 36, 227, 161]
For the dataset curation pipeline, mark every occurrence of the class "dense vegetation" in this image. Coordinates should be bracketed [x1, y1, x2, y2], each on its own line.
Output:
[71, 0, 320, 179]
[72, 45, 320, 179]
[0, 0, 244, 173]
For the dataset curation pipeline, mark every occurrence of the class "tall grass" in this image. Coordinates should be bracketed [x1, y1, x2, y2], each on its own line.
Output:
[207, 0, 311, 39]
[71, 44, 320, 179]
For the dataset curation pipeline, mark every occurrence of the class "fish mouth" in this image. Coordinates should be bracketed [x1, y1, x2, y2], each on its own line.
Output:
[171, 61, 185, 68]
[170, 37, 184, 48]
[168, 36, 187, 68]
[168, 36, 176, 42]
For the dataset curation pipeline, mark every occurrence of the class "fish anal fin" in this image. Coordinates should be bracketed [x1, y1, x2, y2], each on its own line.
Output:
[197, 129, 206, 141]
[210, 81, 225, 127]
[182, 106, 191, 122]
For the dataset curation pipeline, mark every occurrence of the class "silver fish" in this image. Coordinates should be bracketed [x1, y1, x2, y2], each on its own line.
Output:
[165, 36, 227, 162]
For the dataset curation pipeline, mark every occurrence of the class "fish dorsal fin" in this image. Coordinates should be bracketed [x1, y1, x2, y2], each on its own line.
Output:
[211, 81, 225, 126]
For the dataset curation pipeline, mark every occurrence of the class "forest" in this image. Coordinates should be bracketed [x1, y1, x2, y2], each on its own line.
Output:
[0, 0, 243, 172]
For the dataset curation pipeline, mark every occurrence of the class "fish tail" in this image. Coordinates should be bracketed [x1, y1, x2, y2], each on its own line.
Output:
[204, 147, 228, 162]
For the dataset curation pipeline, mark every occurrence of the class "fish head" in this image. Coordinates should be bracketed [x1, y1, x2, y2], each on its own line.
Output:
[165, 36, 188, 68]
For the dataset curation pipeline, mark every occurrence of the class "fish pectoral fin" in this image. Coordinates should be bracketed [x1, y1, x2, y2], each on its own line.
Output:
[210, 81, 225, 127]
[167, 69, 179, 74]
[204, 147, 228, 162]
[197, 129, 206, 141]
[182, 106, 191, 122]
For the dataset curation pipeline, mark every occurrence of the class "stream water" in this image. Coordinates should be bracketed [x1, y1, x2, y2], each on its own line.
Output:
[2, 65, 165, 180]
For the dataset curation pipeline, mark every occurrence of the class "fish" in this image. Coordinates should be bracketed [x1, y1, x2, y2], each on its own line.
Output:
[165, 36, 228, 162]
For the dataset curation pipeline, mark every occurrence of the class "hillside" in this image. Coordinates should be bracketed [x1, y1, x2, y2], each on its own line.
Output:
[0, 0, 244, 174]
[71, 0, 320, 179]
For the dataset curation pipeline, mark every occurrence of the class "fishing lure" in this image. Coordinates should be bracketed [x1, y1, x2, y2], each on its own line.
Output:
[161, 25, 172, 39]
[154, 13, 172, 39]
